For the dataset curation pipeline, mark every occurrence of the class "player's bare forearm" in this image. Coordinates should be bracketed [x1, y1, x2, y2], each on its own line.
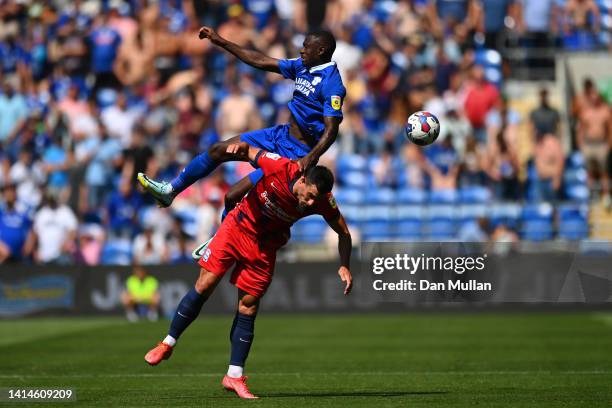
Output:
[199, 26, 280, 73]
[298, 116, 340, 172]
[328, 214, 352, 268]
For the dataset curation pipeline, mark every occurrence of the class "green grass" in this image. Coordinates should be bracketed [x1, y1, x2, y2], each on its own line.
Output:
[0, 313, 611, 407]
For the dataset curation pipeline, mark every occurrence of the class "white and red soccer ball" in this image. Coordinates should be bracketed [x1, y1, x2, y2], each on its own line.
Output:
[405, 111, 441, 146]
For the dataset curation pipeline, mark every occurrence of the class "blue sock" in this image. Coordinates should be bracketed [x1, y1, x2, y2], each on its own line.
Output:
[171, 152, 218, 194]
[229, 313, 256, 367]
[168, 288, 207, 339]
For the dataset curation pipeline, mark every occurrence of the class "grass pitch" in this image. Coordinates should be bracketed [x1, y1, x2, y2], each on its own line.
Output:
[0, 313, 611, 407]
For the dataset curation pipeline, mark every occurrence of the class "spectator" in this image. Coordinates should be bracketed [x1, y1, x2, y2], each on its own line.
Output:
[9, 149, 45, 209]
[217, 81, 262, 141]
[577, 92, 611, 202]
[0, 82, 28, 142]
[32, 192, 78, 264]
[480, 0, 518, 49]
[533, 133, 565, 201]
[486, 132, 521, 200]
[132, 222, 169, 265]
[458, 217, 491, 241]
[88, 12, 123, 91]
[106, 179, 143, 239]
[463, 65, 500, 143]
[85, 123, 123, 210]
[530, 89, 560, 137]
[122, 126, 156, 183]
[563, 0, 601, 51]
[101, 92, 142, 147]
[0, 182, 34, 263]
[121, 265, 160, 322]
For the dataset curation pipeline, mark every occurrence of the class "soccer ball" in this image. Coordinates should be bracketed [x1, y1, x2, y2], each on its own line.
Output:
[405, 111, 441, 146]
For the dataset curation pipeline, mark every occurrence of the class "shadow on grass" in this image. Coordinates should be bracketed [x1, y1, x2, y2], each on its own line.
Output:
[261, 390, 447, 398]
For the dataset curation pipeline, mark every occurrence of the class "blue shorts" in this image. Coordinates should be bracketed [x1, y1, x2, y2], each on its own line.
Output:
[239, 124, 311, 160]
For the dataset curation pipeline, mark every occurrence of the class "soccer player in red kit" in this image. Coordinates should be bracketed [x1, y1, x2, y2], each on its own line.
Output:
[144, 142, 353, 399]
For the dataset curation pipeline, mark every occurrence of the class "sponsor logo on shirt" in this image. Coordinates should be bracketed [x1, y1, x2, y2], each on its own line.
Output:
[295, 77, 317, 97]
[331, 95, 342, 110]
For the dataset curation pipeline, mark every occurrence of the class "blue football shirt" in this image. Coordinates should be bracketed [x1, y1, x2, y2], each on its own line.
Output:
[278, 58, 346, 141]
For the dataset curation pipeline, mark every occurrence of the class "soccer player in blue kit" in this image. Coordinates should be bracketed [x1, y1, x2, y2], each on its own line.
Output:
[138, 26, 346, 219]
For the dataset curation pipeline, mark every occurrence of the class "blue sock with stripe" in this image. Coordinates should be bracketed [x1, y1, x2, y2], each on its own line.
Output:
[168, 288, 207, 340]
[171, 152, 217, 194]
[229, 312, 256, 367]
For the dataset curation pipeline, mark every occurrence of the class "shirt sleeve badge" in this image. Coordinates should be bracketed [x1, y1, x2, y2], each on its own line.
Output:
[331, 95, 342, 110]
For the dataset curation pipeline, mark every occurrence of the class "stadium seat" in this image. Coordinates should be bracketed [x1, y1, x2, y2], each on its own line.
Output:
[426, 205, 457, 240]
[490, 203, 521, 229]
[366, 188, 395, 205]
[101, 239, 133, 265]
[336, 154, 368, 174]
[395, 205, 424, 240]
[292, 216, 328, 244]
[565, 184, 590, 203]
[558, 204, 590, 240]
[333, 188, 366, 205]
[360, 206, 395, 241]
[396, 188, 427, 204]
[521, 203, 554, 241]
[338, 171, 369, 189]
[459, 186, 492, 203]
[429, 189, 458, 204]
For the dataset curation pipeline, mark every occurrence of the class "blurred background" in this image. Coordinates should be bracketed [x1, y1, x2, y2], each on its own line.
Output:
[0, 0, 610, 268]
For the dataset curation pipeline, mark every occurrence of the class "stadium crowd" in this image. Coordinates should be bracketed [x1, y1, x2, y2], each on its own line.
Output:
[0, 0, 610, 264]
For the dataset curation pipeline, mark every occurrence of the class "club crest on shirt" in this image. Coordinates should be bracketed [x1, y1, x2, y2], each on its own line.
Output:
[331, 95, 342, 110]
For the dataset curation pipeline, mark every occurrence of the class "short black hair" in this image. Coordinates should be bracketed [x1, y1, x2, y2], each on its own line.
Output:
[305, 165, 334, 195]
[308, 30, 336, 60]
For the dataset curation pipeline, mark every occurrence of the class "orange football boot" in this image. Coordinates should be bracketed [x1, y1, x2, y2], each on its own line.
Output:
[144, 342, 173, 366]
[221, 375, 259, 399]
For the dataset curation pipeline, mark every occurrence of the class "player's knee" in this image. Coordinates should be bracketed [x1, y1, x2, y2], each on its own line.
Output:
[194, 268, 220, 296]
[238, 294, 259, 316]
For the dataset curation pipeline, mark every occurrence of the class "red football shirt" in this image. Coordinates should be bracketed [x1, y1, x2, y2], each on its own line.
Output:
[228, 151, 340, 249]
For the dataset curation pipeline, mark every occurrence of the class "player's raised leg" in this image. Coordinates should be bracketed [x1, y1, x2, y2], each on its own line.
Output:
[222, 289, 260, 399]
[144, 268, 221, 365]
[138, 135, 247, 207]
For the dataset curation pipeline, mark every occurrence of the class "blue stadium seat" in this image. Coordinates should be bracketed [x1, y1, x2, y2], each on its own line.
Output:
[458, 204, 488, 224]
[101, 239, 133, 265]
[429, 189, 458, 204]
[567, 151, 585, 169]
[336, 154, 368, 174]
[397, 188, 427, 204]
[565, 184, 590, 203]
[426, 205, 457, 240]
[361, 206, 395, 241]
[558, 204, 590, 240]
[366, 187, 395, 205]
[459, 186, 492, 203]
[333, 188, 366, 205]
[521, 203, 554, 241]
[395, 219, 423, 240]
[339, 171, 369, 189]
[292, 216, 328, 244]
[490, 203, 521, 229]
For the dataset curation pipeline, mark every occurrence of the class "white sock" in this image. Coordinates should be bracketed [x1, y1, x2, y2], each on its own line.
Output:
[227, 365, 243, 378]
[162, 335, 176, 347]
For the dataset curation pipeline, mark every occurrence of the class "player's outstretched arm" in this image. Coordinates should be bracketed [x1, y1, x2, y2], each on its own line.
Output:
[199, 26, 281, 73]
[327, 213, 353, 295]
[225, 141, 262, 162]
[298, 116, 341, 173]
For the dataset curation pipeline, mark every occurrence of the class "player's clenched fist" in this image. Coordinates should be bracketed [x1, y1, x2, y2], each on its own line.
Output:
[198, 26, 222, 44]
[338, 266, 352, 295]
